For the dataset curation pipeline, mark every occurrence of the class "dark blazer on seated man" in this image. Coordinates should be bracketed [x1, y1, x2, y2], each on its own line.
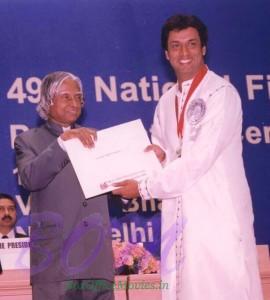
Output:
[15, 232, 28, 238]
[15, 71, 114, 300]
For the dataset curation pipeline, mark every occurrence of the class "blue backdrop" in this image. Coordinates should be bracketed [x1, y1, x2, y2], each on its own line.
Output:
[0, 0, 269, 258]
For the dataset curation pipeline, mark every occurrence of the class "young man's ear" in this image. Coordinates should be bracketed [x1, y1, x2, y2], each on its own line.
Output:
[165, 50, 170, 61]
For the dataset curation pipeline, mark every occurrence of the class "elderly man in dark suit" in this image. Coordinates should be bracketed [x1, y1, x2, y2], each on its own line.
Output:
[15, 71, 115, 300]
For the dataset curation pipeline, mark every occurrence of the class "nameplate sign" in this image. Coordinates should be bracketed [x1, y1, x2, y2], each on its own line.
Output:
[0, 237, 30, 270]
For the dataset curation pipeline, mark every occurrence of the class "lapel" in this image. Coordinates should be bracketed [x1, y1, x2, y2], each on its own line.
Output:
[44, 120, 77, 137]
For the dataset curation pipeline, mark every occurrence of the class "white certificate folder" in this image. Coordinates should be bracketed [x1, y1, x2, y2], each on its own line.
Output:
[63, 119, 162, 198]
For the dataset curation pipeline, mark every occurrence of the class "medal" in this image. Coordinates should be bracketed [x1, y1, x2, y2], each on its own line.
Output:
[187, 98, 206, 125]
[176, 139, 182, 157]
[174, 65, 208, 158]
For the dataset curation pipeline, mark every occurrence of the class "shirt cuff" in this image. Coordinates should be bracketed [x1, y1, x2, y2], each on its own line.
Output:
[121, 198, 129, 204]
[57, 137, 67, 152]
[138, 178, 152, 200]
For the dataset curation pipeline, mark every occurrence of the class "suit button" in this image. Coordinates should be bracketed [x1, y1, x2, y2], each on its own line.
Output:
[83, 201, 88, 207]
[83, 221, 88, 227]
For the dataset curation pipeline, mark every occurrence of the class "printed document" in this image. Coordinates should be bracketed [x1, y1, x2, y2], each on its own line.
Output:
[63, 119, 162, 198]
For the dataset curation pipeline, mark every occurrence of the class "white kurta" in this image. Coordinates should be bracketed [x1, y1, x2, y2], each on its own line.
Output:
[140, 70, 263, 300]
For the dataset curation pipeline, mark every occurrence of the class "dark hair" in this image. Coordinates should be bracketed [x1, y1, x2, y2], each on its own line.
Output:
[0, 193, 16, 206]
[161, 14, 208, 50]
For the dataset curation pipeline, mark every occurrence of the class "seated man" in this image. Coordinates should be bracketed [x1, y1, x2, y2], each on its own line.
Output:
[0, 193, 27, 238]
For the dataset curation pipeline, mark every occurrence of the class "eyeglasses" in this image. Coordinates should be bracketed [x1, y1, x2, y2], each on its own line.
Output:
[56, 92, 84, 105]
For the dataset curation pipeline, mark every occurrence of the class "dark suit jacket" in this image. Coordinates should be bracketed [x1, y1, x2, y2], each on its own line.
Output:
[15, 121, 114, 284]
[15, 232, 28, 238]
[0, 231, 28, 238]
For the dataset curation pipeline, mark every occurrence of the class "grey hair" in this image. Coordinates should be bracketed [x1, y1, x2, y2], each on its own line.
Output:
[36, 71, 83, 120]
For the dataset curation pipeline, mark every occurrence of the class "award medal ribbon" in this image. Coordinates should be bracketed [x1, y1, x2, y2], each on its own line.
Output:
[175, 64, 208, 157]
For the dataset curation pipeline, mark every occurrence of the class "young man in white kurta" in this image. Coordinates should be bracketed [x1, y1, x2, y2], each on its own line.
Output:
[113, 14, 263, 300]
[146, 70, 263, 299]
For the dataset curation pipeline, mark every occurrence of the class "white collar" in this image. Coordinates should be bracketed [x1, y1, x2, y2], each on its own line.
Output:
[176, 78, 192, 98]
[0, 229, 15, 239]
[62, 126, 71, 132]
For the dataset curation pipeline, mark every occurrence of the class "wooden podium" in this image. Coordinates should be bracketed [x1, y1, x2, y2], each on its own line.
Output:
[0, 245, 269, 300]
[0, 271, 160, 300]
[258, 245, 270, 300]
[0, 269, 31, 300]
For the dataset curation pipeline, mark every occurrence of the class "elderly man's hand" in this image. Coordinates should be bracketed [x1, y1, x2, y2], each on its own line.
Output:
[60, 127, 97, 148]
[112, 180, 139, 199]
